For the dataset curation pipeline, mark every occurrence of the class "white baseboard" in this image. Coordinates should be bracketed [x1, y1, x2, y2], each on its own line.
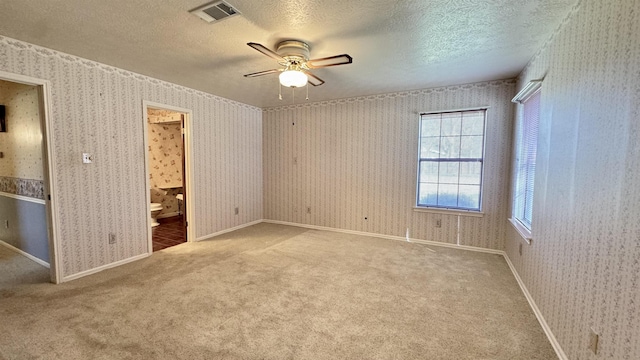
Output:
[0, 239, 50, 268]
[504, 254, 567, 360]
[62, 253, 150, 282]
[407, 237, 504, 255]
[195, 219, 263, 242]
[262, 219, 504, 255]
[157, 212, 180, 219]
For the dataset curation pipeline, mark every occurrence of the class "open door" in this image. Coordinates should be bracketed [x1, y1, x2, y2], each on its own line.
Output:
[143, 101, 194, 253]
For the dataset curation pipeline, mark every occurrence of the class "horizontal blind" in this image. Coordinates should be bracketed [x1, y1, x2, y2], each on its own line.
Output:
[517, 89, 541, 228]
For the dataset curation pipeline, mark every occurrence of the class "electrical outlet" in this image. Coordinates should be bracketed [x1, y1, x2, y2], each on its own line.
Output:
[435, 219, 441, 228]
[306, 207, 311, 214]
[589, 329, 599, 354]
[108, 233, 116, 244]
[82, 153, 93, 164]
[234, 207, 239, 215]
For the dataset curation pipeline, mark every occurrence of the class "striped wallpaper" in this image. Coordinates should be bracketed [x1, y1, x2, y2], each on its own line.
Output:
[0, 36, 263, 280]
[505, 0, 640, 359]
[264, 79, 515, 250]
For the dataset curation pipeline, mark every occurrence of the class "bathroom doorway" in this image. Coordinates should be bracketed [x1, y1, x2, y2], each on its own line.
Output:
[0, 71, 61, 284]
[143, 101, 193, 252]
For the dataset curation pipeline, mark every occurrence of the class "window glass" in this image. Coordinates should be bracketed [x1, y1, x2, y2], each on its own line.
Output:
[417, 109, 486, 211]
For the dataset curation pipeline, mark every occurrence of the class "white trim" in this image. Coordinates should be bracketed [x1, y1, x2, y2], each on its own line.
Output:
[504, 254, 567, 360]
[195, 219, 263, 242]
[0, 71, 48, 86]
[0, 240, 50, 268]
[508, 217, 532, 244]
[0, 191, 45, 204]
[157, 212, 180, 219]
[142, 101, 195, 255]
[415, 107, 489, 216]
[62, 253, 150, 282]
[512, 80, 543, 104]
[262, 220, 504, 255]
[413, 206, 484, 218]
[0, 70, 62, 284]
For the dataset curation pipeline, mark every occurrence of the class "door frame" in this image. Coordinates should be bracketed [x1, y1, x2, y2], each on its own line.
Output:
[142, 101, 195, 253]
[0, 70, 62, 283]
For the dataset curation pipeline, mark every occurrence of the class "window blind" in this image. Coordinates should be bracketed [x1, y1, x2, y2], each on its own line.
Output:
[515, 88, 541, 229]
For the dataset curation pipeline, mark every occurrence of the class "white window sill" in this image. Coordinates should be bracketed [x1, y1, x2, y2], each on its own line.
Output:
[508, 218, 532, 244]
[413, 207, 484, 218]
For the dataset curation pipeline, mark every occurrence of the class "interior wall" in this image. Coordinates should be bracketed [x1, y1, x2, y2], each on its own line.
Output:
[505, 0, 640, 359]
[0, 35, 263, 280]
[0, 79, 48, 262]
[0, 80, 42, 180]
[264, 80, 514, 250]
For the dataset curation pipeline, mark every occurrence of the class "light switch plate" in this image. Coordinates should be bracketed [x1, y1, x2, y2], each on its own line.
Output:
[82, 153, 92, 163]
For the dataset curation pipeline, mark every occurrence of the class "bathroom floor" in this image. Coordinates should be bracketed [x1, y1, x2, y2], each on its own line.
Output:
[152, 215, 186, 251]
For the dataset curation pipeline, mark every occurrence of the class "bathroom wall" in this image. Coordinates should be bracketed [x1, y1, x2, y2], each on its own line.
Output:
[0, 35, 263, 280]
[263, 79, 514, 250]
[147, 108, 183, 217]
[506, 0, 640, 358]
[0, 79, 48, 262]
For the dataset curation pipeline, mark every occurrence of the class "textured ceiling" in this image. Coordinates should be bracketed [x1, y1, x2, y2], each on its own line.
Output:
[0, 0, 576, 108]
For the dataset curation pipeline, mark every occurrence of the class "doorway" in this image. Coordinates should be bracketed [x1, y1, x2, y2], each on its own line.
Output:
[0, 71, 61, 284]
[143, 101, 193, 252]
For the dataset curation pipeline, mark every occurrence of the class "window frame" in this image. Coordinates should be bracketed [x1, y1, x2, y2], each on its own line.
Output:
[415, 108, 488, 214]
[510, 80, 543, 242]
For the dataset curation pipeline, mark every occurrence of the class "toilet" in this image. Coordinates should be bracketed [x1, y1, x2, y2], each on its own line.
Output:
[150, 203, 163, 227]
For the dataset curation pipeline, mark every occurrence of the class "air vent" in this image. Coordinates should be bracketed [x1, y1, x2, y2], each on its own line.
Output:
[190, 1, 240, 23]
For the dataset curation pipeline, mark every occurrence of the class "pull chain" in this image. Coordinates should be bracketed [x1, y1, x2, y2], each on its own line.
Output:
[306, 83, 309, 101]
[279, 83, 282, 100]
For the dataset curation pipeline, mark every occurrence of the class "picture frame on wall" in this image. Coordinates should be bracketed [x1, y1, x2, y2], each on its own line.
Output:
[0, 105, 5, 132]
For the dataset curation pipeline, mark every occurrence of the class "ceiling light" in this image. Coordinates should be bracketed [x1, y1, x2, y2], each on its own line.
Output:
[279, 70, 308, 88]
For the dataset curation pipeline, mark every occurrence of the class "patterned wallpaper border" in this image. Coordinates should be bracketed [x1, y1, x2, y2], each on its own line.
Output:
[0, 36, 261, 112]
[0, 176, 44, 200]
[263, 79, 517, 111]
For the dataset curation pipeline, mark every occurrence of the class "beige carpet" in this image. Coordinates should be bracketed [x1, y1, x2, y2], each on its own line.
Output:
[0, 223, 556, 359]
[0, 243, 50, 289]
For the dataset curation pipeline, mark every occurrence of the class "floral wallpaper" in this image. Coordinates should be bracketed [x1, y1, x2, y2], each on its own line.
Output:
[148, 109, 183, 216]
[0, 80, 44, 199]
[0, 35, 263, 279]
[505, 0, 640, 359]
[0, 176, 44, 199]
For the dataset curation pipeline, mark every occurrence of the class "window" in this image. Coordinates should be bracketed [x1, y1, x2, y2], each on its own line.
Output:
[511, 81, 542, 235]
[416, 109, 486, 211]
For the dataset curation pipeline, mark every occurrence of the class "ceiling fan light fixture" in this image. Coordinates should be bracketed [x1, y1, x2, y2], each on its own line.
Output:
[279, 70, 308, 88]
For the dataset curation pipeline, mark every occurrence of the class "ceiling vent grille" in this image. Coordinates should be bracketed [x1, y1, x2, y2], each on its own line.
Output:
[190, 1, 240, 23]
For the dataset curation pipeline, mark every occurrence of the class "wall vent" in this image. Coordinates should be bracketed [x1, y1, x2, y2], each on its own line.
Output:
[190, 1, 240, 23]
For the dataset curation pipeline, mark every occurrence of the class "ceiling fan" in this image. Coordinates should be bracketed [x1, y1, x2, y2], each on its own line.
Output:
[243, 40, 353, 89]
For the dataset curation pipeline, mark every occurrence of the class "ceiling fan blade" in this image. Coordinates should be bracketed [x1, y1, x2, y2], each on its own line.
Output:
[307, 54, 353, 68]
[243, 69, 281, 78]
[247, 42, 284, 61]
[304, 71, 325, 86]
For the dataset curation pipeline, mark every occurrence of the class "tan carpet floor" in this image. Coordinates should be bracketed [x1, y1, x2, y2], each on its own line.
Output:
[0, 223, 556, 359]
